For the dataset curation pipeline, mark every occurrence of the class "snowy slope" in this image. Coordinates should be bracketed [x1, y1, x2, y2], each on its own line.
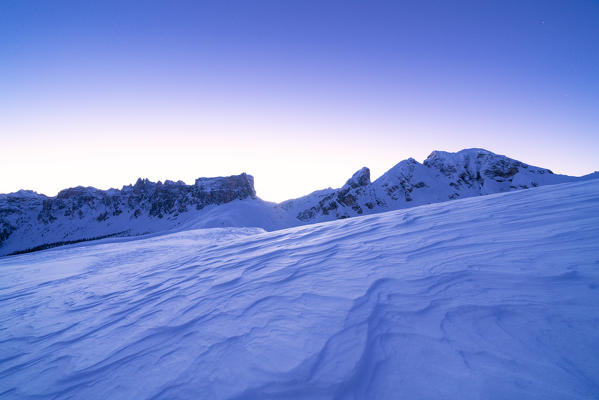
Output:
[1, 179, 598, 399]
[0, 148, 591, 256]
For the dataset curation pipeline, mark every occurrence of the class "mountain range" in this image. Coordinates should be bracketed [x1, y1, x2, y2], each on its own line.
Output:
[1, 148, 597, 256]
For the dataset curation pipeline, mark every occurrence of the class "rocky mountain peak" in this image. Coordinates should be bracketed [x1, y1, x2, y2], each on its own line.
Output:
[56, 186, 102, 200]
[195, 173, 256, 199]
[425, 148, 493, 162]
[0, 173, 258, 256]
[343, 167, 371, 189]
[288, 148, 579, 224]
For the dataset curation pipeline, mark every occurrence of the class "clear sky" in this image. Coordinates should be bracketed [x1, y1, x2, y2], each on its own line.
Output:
[1, 0, 598, 202]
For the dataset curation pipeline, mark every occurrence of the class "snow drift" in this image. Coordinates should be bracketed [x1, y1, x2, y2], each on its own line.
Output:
[1, 179, 598, 399]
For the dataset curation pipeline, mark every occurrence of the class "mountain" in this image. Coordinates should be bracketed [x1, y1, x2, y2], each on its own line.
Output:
[281, 148, 577, 222]
[0, 173, 271, 256]
[0, 148, 592, 256]
[1, 179, 598, 399]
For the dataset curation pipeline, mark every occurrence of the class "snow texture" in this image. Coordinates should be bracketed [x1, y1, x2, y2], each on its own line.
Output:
[1, 179, 598, 399]
[0, 148, 587, 256]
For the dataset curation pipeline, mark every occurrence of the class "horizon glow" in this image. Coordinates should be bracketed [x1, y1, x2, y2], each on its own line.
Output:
[1, 1, 598, 202]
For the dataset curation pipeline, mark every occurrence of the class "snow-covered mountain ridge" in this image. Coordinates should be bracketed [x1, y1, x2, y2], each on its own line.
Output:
[0, 148, 595, 256]
[282, 148, 578, 221]
[0, 174, 258, 256]
[1, 179, 598, 398]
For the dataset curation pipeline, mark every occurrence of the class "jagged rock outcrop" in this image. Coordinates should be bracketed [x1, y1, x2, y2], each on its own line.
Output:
[284, 148, 577, 222]
[295, 167, 378, 220]
[0, 173, 256, 255]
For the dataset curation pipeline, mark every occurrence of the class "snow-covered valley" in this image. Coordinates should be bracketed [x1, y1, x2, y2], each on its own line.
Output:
[1, 179, 598, 399]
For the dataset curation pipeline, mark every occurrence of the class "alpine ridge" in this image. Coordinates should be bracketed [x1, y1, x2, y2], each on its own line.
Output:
[0, 174, 257, 256]
[0, 148, 594, 256]
[283, 148, 577, 222]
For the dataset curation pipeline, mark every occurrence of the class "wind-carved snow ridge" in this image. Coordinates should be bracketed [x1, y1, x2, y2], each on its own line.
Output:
[1, 179, 598, 399]
[0, 148, 594, 256]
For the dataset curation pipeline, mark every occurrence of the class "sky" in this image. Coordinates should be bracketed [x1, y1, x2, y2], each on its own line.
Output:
[1, 0, 598, 202]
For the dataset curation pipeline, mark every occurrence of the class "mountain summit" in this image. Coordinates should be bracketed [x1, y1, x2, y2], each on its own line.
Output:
[281, 148, 575, 222]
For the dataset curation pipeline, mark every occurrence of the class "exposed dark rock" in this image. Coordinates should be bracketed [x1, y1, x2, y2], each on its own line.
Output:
[344, 167, 370, 189]
[289, 148, 577, 223]
[0, 173, 257, 254]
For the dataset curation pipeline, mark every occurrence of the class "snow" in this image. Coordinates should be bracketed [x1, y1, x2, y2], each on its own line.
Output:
[3, 148, 591, 256]
[280, 148, 581, 223]
[1, 179, 599, 399]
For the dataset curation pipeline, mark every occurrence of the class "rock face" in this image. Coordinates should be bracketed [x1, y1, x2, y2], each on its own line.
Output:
[293, 167, 378, 221]
[0, 174, 256, 256]
[0, 149, 590, 256]
[283, 148, 577, 222]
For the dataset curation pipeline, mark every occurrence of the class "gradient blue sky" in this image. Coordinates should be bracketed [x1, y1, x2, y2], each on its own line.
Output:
[1, 0, 598, 201]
